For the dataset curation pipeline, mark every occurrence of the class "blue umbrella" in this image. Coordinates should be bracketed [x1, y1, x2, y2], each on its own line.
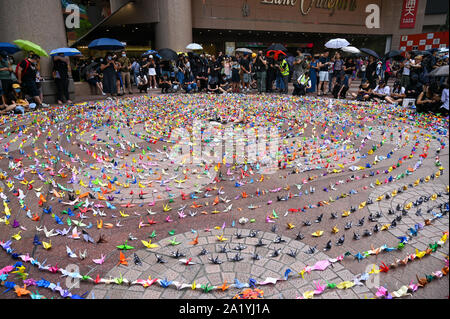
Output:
[142, 50, 158, 56]
[142, 50, 161, 58]
[88, 38, 125, 51]
[50, 48, 82, 57]
[0, 42, 21, 54]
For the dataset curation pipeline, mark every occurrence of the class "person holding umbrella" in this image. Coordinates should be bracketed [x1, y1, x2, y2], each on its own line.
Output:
[52, 52, 72, 104]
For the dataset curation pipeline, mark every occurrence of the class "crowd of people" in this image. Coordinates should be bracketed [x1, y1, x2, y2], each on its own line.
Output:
[1, 46, 448, 116]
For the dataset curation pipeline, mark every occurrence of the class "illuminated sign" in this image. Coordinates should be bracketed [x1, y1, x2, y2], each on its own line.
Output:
[260, 0, 357, 16]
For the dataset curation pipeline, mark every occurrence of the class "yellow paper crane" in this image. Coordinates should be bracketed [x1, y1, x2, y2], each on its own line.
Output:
[311, 230, 324, 237]
[358, 202, 366, 209]
[332, 226, 339, 234]
[42, 240, 52, 250]
[163, 204, 171, 212]
[120, 211, 130, 218]
[141, 240, 159, 249]
[216, 234, 228, 242]
[287, 223, 295, 229]
[12, 231, 22, 240]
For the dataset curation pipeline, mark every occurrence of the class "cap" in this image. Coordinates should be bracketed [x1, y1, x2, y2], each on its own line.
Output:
[12, 83, 21, 89]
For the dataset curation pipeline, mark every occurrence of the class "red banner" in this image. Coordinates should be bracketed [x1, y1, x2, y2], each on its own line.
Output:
[400, 0, 419, 29]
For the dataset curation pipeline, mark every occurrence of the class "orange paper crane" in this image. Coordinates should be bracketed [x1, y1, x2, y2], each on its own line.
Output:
[218, 281, 230, 291]
[190, 234, 199, 245]
[15, 285, 31, 297]
[118, 251, 129, 266]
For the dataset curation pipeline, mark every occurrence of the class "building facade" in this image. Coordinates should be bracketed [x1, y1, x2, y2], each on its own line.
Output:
[0, 0, 448, 100]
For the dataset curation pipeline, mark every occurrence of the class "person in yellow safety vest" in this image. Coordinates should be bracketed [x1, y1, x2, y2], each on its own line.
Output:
[293, 71, 311, 96]
[279, 57, 290, 94]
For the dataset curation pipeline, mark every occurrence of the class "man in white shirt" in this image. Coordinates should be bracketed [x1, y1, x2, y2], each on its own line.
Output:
[400, 51, 413, 89]
[371, 80, 390, 102]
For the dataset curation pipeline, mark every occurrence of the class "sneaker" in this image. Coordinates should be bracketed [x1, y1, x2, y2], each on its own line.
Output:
[41, 103, 49, 108]
[102, 91, 106, 96]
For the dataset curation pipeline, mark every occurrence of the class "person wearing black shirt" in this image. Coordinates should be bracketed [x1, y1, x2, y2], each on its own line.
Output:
[253, 51, 267, 94]
[53, 53, 72, 104]
[343, 57, 356, 89]
[17, 54, 43, 107]
[365, 55, 378, 89]
[100, 53, 118, 96]
[266, 52, 276, 93]
[208, 56, 220, 85]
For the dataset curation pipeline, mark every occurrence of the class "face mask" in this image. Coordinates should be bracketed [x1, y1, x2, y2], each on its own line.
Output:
[15, 89, 21, 93]
[108, 56, 112, 61]
[122, 54, 126, 57]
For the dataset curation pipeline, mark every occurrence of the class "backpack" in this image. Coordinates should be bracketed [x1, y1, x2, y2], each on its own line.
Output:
[16, 59, 31, 79]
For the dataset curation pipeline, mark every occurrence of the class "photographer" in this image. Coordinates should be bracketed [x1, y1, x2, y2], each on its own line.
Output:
[253, 50, 267, 94]
[100, 52, 118, 97]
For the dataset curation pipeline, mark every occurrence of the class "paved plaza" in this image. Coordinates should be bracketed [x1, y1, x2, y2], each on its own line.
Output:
[0, 93, 448, 299]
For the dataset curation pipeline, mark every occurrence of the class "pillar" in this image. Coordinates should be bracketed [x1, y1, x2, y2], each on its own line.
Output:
[155, 0, 193, 52]
[0, 0, 71, 103]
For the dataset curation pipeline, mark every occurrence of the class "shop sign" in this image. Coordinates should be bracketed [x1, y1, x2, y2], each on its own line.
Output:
[260, 0, 357, 16]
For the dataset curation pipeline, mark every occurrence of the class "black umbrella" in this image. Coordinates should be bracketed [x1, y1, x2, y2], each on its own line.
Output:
[385, 50, 403, 59]
[158, 48, 178, 61]
[410, 50, 431, 57]
[267, 43, 287, 51]
[360, 48, 380, 59]
[428, 65, 449, 77]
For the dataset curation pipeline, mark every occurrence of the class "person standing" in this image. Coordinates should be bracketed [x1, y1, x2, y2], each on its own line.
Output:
[343, 57, 356, 89]
[400, 51, 413, 89]
[293, 50, 308, 89]
[266, 51, 276, 93]
[307, 55, 318, 94]
[318, 51, 331, 96]
[231, 57, 241, 93]
[118, 51, 132, 94]
[366, 55, 378, 89]
[100, 53, 117, 97]
[240, 54, 252, 93]
[16, 54, 43, 107]
[0, 51, 13, 105]
[279, 56, 290, 94]
[147, 57, 157, 89]
[253, 51, 267, 94]
[331, 52, 343, 93]
[131, 58, 141, 87]
[53, 52, 72, 104]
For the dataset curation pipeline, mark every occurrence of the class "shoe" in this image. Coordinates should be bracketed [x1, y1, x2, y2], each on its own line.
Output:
[101, 92, 106, 96]
[41, 103, 49, 108]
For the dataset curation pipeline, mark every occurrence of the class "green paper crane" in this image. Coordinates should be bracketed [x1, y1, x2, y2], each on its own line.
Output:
[116, 240, 135, 250]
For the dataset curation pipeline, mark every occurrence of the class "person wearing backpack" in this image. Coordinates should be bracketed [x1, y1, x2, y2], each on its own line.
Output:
[16, 54, 43, 108]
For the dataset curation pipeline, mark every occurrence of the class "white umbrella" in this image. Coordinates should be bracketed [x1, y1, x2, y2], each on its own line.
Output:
[236, 48, 253, 54]
[186, 43, 203, 50]
[325, 38, 350, 49]
[341, 46, 361, 54]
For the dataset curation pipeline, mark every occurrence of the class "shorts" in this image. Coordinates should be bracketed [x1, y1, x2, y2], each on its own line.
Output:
[319, 71, 329, 82]
[22, 80, 40, 97]
[148, 68, 156, 76]
[243, 73, 251, 83]
[87, 78, 98, 86]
